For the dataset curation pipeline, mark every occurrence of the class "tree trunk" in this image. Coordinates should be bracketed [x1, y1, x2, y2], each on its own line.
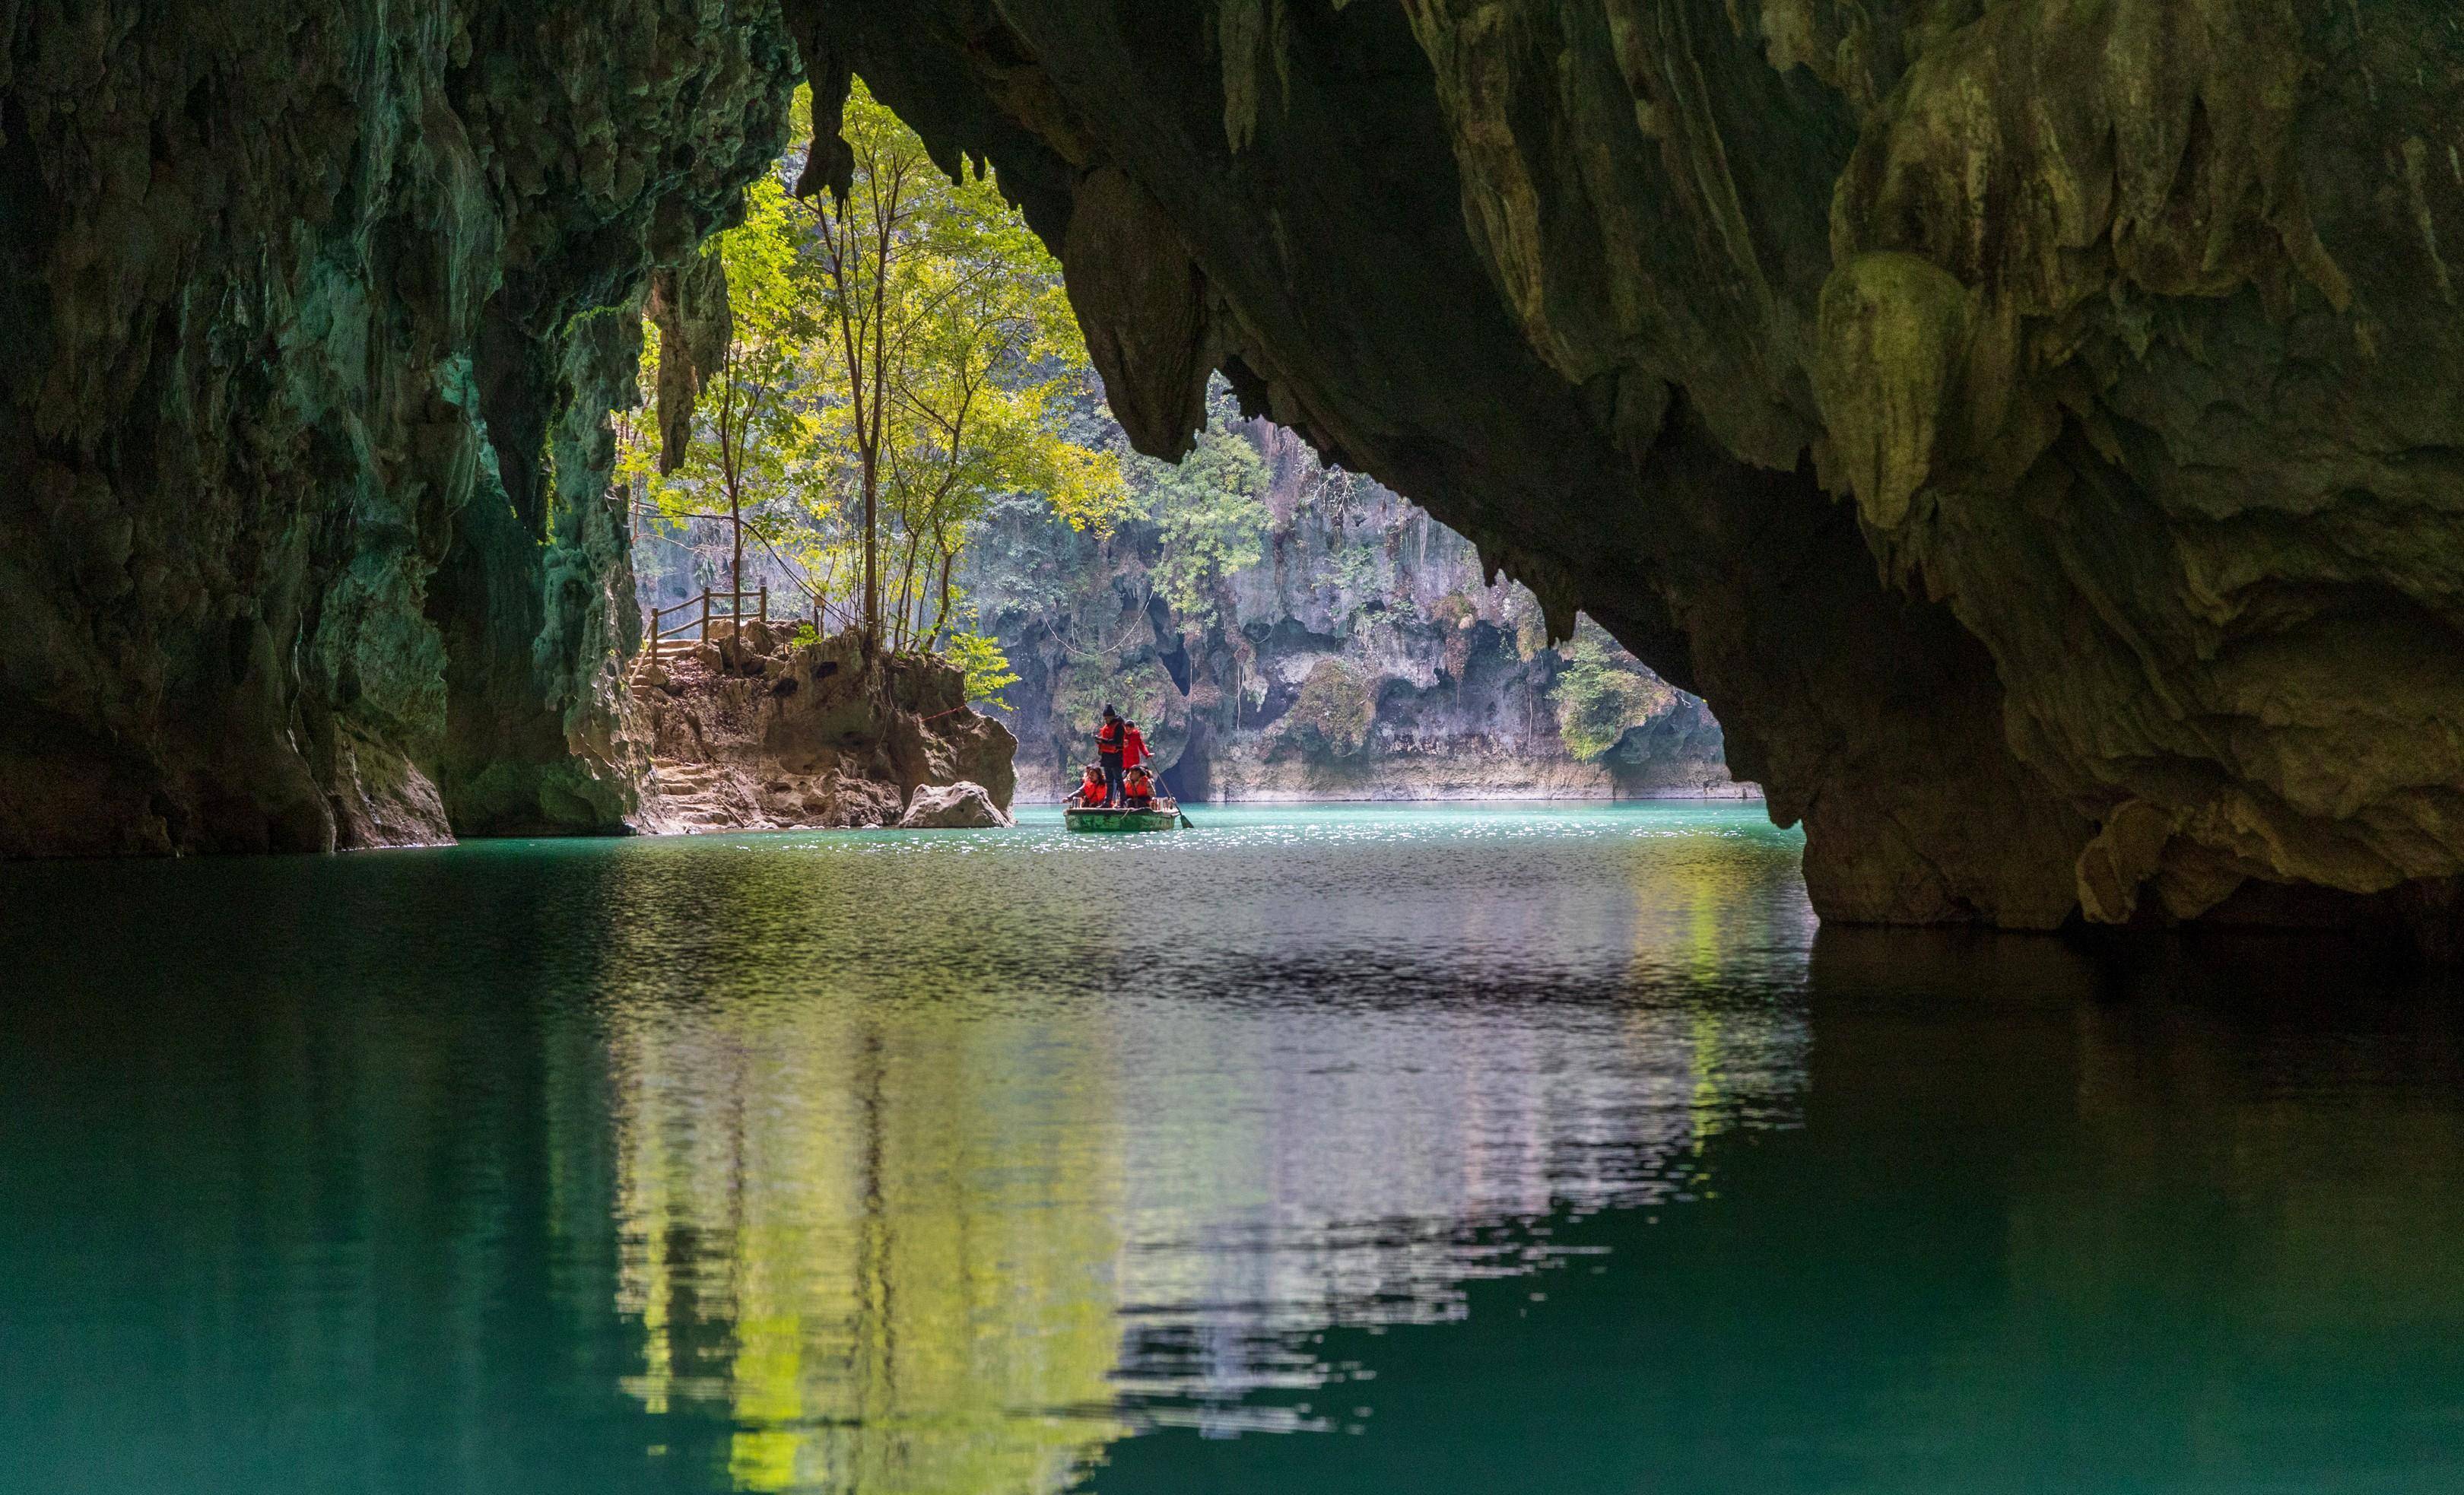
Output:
[894, 527, 923, 652]
[729, 482, 743, 605]
[861, 456, 878, 652]
[932, 544, 955, 650]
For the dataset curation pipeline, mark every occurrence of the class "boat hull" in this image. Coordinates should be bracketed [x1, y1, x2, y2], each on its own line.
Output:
[1065, 805, 1180, 833]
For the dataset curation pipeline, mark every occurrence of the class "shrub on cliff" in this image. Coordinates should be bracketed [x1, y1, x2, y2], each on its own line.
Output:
[1552, 621, 1675, 760]
[945, 630, 1020, 711]
[1291, 659, 1376, 758]
[1142, 425, 1271, 634]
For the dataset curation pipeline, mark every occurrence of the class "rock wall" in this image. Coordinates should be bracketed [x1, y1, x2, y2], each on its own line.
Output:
[1, 1, 795, 854]
[793, 1, 2464, 940]
[630, 627, 1016, 832]
[973, 405, 1736, 802]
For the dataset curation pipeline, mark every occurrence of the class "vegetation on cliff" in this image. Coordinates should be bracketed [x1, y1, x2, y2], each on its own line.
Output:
[1552, 625, 1680, 763]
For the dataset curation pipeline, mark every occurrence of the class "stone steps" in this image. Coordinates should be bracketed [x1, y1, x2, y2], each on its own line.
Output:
[625, 636, 704, 690]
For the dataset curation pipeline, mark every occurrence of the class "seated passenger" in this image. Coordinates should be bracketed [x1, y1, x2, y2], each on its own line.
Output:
[1122, 766, 1156, 809]
[1074, 763, 1108, 807]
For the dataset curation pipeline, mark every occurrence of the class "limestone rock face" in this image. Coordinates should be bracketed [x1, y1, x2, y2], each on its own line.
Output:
[899, 782, 1013, 830]
[631, 630, 1018, 834]
[1, 1, 796, 854]
[795, 0, 2464, 938]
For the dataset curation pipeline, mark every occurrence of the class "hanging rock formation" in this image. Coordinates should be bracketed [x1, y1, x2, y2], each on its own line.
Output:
[786, 0, 2464, 943]
[0, 1, 796, 853]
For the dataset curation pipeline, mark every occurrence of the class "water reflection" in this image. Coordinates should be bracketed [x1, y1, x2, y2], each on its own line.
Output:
[8, 805, 2456, 1495]
[584, 807, 1812, 1487]
[606, 1001, 1126, 1492]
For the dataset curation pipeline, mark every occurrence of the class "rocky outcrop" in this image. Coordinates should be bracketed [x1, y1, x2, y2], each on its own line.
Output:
[1, 1, 795, 854]
[795, 1, 2464, 941]
[630, 627, 1016, 833]
[900, 782, 1012, 829]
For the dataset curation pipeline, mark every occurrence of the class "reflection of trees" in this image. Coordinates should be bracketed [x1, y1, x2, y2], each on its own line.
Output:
[607, 995, 1128, 1494]
[595, 972, 1811, 1461]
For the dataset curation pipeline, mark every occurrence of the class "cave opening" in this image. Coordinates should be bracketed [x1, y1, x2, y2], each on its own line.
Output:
[614, 75, 1742, 827]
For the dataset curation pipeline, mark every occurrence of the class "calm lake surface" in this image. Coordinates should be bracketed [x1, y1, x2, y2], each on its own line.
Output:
[5, 802, 2462, 1494]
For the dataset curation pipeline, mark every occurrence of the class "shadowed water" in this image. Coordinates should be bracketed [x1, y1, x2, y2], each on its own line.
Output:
[3, 803, 2461, 1493]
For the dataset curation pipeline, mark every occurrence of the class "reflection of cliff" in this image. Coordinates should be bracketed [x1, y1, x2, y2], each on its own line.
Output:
[1100, 997, 1787, 1424]
[967, 393, 1735, 803]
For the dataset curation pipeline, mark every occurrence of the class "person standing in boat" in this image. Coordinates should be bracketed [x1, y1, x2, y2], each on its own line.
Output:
[1095, 705, 1125, 807]
[1122, 718, 1148, 782]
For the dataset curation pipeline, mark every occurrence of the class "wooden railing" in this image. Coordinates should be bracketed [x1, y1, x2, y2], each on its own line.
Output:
[643, 586, 868, 652]
[645, 586, 772, 648]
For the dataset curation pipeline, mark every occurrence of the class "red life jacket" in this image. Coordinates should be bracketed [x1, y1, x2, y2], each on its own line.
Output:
[1097, 719, 1122, 754]
[1078, 773, 1106, 803]
[1123, 770, 1154, 807]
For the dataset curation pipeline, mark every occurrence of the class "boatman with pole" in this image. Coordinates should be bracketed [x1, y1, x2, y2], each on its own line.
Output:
[1096, 705, 1125, 807]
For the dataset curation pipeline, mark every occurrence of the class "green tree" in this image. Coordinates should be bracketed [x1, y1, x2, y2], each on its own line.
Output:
[624, 81, 1129, 666]
[637, 176, 821, 608]
[941, 627, 1021, 710]
[790, 81, 1129, 652]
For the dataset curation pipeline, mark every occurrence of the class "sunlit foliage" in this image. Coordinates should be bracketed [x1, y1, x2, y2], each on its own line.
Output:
[623, 81, 1132, 695]
[1138, 424, 1271, 634]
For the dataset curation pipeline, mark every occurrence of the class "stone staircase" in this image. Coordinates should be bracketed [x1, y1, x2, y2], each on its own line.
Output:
[626, 634, 701, 690]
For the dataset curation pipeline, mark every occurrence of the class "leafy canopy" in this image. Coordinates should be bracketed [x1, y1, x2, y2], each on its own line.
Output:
[1138, 423, 1270, 633]
[621, 80, 1132, 706]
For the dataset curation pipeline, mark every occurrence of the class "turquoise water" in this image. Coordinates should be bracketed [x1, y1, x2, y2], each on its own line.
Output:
[5, 801, 2462, 1493]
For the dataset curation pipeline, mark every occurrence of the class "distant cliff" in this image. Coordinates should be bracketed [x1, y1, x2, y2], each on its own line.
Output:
[966, 402, 1737, 804]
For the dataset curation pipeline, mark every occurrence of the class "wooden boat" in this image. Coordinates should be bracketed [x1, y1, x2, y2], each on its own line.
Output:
[1064, 795, 1184, 833]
